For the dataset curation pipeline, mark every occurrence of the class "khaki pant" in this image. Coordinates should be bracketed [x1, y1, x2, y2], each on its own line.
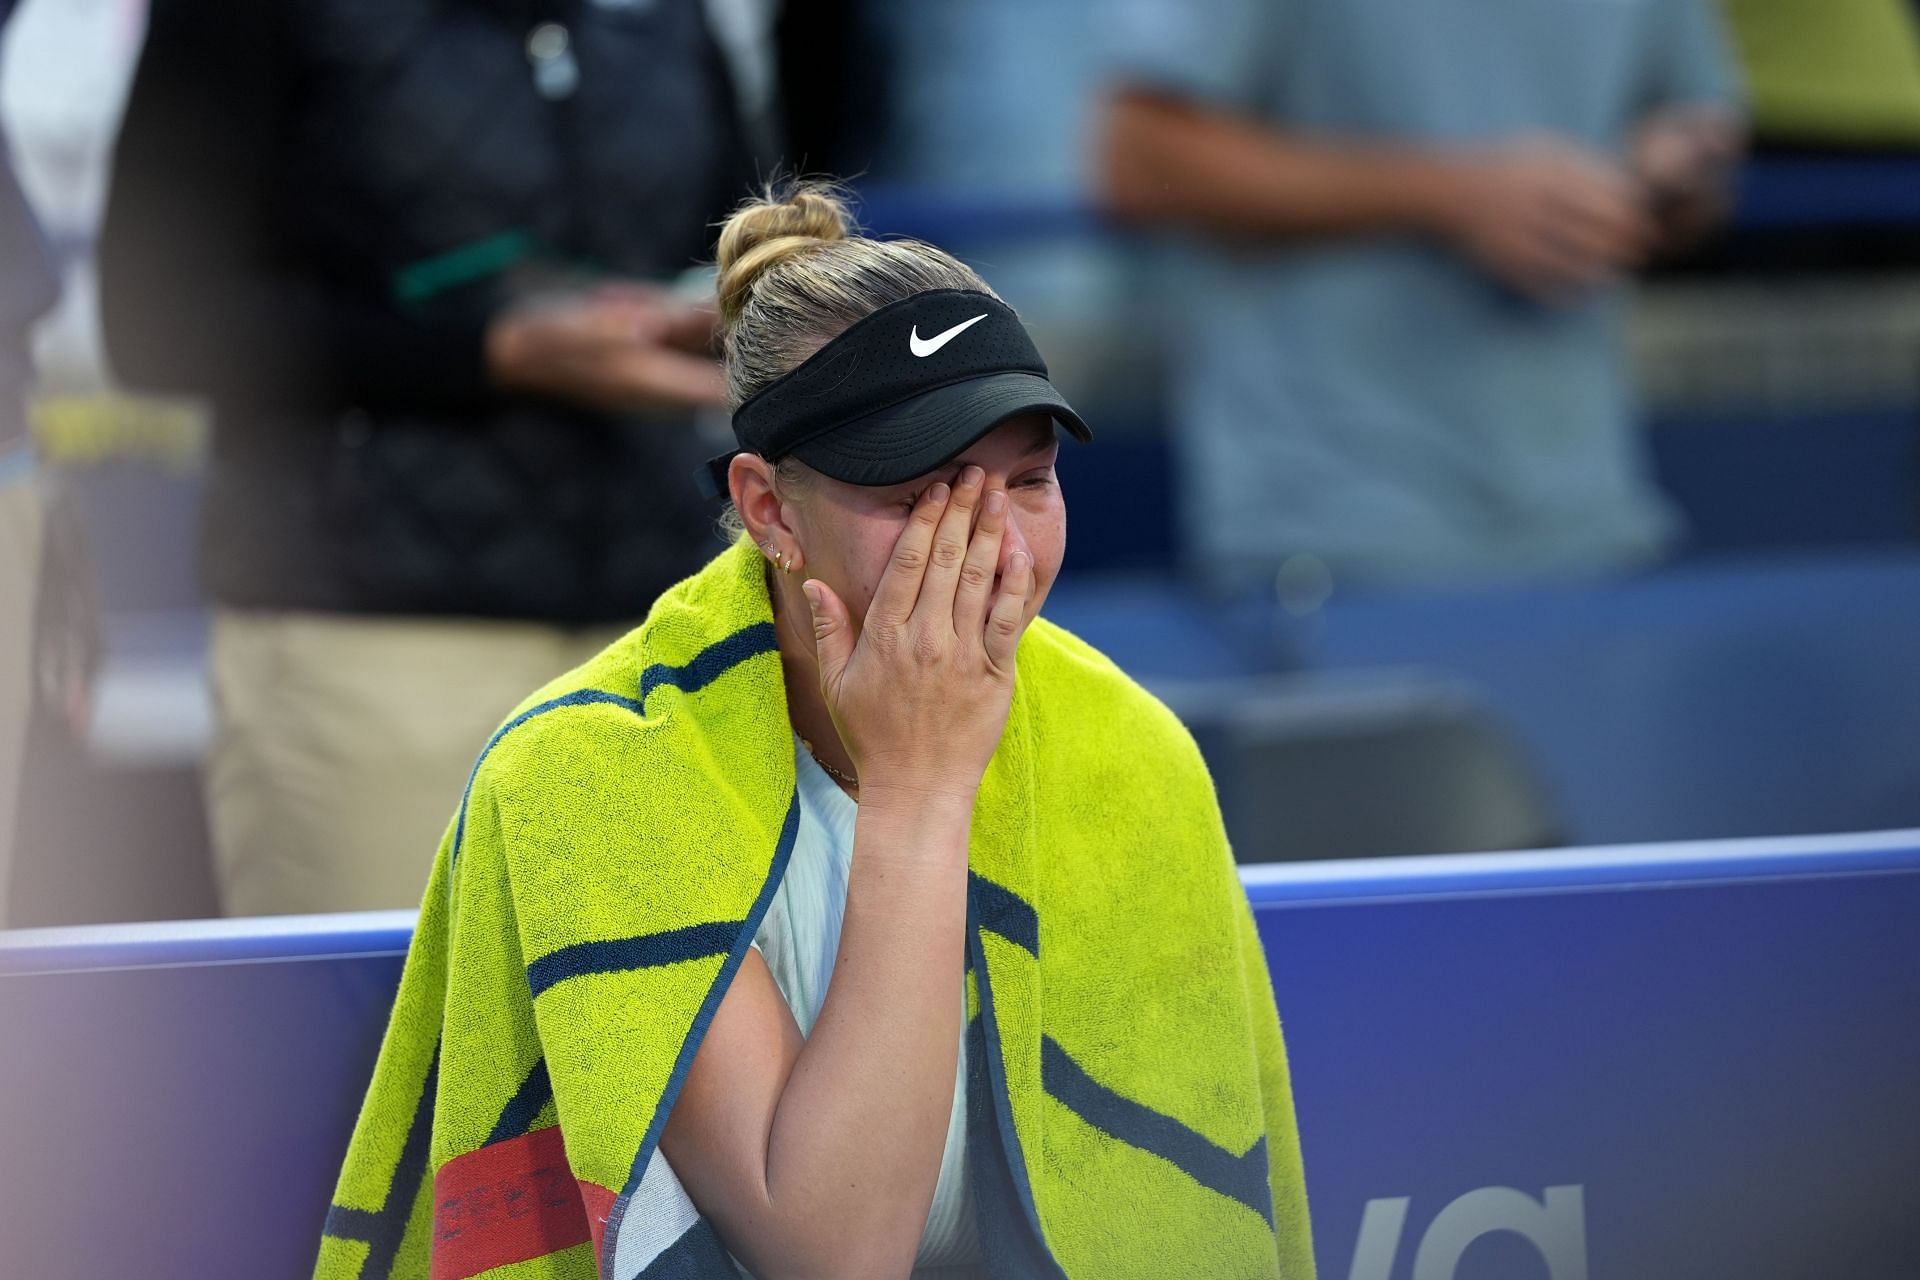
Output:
[206, 609, 629, 916]
[0, 465, 42, 923]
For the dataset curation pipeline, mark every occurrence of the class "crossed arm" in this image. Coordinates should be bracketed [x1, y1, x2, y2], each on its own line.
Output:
[1097, 86, 1743, 304]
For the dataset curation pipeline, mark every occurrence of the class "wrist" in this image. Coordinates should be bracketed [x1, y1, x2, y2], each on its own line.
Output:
[854, 773, 980, 823]
[1402, 154, 1472, 241]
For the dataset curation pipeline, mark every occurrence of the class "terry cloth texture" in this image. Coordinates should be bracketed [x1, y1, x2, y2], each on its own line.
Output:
[315, 535, 1315, 1280]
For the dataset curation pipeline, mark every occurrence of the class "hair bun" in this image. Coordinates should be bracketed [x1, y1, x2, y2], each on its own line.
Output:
[715, 181, 854, 324]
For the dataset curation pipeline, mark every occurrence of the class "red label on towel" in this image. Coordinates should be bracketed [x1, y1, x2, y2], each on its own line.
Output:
[431, 1125, 593, 1279]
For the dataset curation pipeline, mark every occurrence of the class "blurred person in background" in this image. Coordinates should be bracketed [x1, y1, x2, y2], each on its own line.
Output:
[0, 0, 62, 922]
[1098, 0, 1746, 592]
[0, 0, 60, 921]
[98, 0, 766, 916]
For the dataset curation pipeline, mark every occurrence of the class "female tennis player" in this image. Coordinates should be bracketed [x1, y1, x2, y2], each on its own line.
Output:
[318, 183, 1313, 1280]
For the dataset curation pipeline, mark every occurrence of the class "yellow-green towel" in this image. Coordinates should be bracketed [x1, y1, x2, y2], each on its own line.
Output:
[316, 535, 1314, 1279]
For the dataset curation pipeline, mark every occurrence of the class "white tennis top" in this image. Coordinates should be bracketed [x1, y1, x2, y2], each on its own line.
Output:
[739, 739, 980, 1276]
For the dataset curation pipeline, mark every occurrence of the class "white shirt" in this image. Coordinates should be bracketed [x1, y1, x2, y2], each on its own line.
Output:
[741, 739, 980, 1275]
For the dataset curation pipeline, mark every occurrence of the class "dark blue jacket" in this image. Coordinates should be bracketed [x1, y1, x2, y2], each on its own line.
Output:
[100, 0, 758, 621]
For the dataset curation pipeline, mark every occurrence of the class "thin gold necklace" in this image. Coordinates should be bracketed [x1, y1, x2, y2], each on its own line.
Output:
[799, 737, 860, 792]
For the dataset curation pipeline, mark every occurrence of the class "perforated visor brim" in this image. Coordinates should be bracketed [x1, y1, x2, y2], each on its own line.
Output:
[785, 371, 1091, 488]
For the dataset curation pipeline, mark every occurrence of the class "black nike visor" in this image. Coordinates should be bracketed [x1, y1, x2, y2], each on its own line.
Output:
[701, 288, 1092, 496]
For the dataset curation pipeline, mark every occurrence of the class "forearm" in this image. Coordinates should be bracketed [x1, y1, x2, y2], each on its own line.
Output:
[752, 786, 974, 1278]
[670, 471, 1028, 1275]
[1098, 87, 1463, 243]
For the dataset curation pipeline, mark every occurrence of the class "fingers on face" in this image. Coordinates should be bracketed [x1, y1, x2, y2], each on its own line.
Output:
[955, 481, 1008, 623]
[911, 464, 985, 626]
[984, 549, 1034, 673]
[873, 465, 1034, 666]
[869, 481, 950, 628]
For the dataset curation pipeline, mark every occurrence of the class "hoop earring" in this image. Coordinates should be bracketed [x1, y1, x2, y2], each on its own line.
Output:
[760, 540, 801, 574]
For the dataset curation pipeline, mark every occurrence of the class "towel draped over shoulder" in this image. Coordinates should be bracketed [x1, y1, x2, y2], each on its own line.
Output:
[316, 536, 1314, 1280]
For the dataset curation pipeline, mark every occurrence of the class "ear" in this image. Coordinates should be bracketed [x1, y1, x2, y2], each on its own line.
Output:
[728, 454, 793, 547]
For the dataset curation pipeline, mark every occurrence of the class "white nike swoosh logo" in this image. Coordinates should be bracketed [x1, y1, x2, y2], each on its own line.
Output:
[909, 313, 988, 357]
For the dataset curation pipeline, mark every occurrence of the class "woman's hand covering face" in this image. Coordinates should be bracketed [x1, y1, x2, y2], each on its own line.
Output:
[801, 463, 1035, 804]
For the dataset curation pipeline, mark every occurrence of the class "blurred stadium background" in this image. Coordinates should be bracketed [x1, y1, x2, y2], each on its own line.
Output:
[5, 4, 1920, 1278]
[4, 0, 1920, 923]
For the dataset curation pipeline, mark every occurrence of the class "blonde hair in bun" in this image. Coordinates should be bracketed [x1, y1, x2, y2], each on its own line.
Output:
[713, 177, 1001, 413]
[714, 183, 852, 325]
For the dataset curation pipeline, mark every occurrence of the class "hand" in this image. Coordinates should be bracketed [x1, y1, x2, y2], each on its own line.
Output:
[586, 281, 723, 357]
[1433, 136, 1655, 304]
[1629, 106, 1746, 253]
[485, 284, 724, 411]
[802, 466, 1035, 805]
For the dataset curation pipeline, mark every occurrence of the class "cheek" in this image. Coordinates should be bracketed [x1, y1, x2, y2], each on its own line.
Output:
[837, 516, 909, 622]
[1015, 496, 1067, 584]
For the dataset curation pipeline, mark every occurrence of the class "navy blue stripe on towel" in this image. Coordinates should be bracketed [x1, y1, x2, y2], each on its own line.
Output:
[325, 1043, 442, 1276]
[639, 621, 778, 708]
[487, 1057, 554, 1145]
[527, 921, 741, 998]
[322, 1204, 378, 1241]
[451, 621, 776, 869]
[602, 794, 803, 1278]
[1041, 1035, 1274, 1226]
[634, 1213, 737, 1278]
[966, 1012, 1070, 1279]
[969, 872, 1039, 958]
[450, 689, 646, 866]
